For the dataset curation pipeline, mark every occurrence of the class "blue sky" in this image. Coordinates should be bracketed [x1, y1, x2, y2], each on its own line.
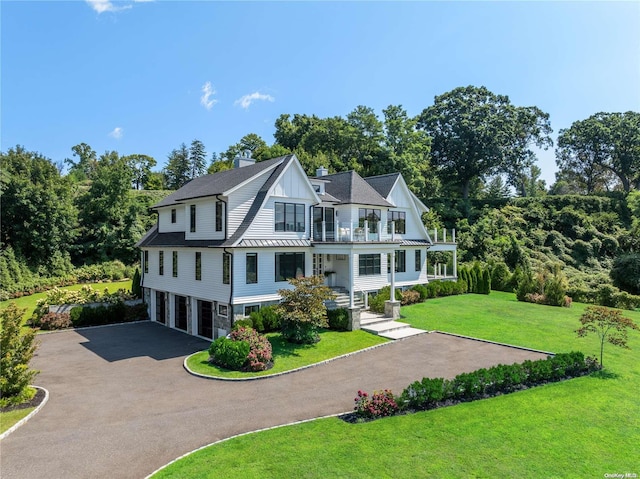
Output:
[2, 1, 639, 186]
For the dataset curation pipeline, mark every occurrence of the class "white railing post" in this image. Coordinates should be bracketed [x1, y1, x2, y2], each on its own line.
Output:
[350, 223, 353, 242]
[321, 220, 326, 242]
[364, 220, 369, 241]
[392, 221, 396, 241]
[443, 229, 447, 243]
[452, 228, 456, 243]
[444, 264, 447, 277]
[434, 228, 438, 243]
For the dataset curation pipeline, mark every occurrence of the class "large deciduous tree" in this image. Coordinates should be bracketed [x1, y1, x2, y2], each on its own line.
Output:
[556, 112, 640, 193]
[0, 146, 77, 272]
[417, 86, 552, 199]
[78, 151, 144, 263]
[124, 154, 157, 190]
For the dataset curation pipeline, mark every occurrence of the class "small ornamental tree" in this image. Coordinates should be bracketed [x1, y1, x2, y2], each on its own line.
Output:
[275, 276, 335, 344]
[1, 304, 39, 404]
[131, 268, 142, 299]
[576, 305, 639, 367]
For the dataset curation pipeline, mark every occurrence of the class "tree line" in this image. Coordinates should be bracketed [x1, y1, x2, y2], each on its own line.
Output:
[1, 84, 638, 285]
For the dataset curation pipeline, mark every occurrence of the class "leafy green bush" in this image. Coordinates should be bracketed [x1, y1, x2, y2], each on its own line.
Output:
[369, 286, 403, 313]
[399, 352, 598, 413]
[248, 305, 282, 333]
[209, 337, 250, 371]
[327, 308, 349, 331]
[1, 304, 39, 405]
[490, 262, 512, 292]
[281, 321, 319, 344]
[410, 284, 428, 301]
[233, 319, 253, 330]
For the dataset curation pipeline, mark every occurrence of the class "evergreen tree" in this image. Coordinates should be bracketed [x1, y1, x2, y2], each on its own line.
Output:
[1, 304, 39, 402]
[189, 139, 207, 179]
[164, 143, 191, 189]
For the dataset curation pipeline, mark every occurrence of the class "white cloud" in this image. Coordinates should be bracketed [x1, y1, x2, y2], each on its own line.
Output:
[234, 92, 275, 110]
[200, 82, 218, 110]
[86, 0, 133, 14]
[109, 127, 123, 139]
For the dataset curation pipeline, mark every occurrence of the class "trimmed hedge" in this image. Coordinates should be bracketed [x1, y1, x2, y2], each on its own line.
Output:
[327, 308, 349, 331]
[399, 351, 600, 411]
[67, 302, 148, 328]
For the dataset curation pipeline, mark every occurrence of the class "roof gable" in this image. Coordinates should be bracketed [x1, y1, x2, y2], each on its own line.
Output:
[320, 170, 392, 207]
[152, 156, 287, 209]
[364, 173, 400, 199]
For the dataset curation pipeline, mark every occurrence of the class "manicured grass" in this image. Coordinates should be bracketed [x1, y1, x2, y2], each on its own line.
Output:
[0, 280, 132, 326]
[0, 407, 35, 434]
[156, 293, 640, 478]
[187, 329, 388, 378]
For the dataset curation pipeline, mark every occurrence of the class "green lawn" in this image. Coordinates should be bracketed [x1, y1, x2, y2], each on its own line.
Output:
[187, 329, 388, 378]
[155, 292, 640, 478]
[0, 280, 132, 326]
[0, 407, 35, 434]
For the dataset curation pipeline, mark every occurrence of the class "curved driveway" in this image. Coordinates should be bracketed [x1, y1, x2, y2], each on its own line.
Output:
[1, 322, 547, 479]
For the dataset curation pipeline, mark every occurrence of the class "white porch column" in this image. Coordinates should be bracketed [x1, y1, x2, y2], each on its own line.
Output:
[348, 252, 355, 308]
[390, 249, 396, 301]
[453, 250, 458, 277]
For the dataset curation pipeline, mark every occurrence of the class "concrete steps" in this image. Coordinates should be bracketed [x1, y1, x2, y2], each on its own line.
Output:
[325, 289, 364, 310]
[360, 311, 427, 340]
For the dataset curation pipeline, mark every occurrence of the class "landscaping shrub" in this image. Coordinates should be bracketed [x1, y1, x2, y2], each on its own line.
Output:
[1, 304, 39, 405]
[354, 389, 399, 419]
[229, 327, 273, 371]
[39, 312, 72, 330]
[327, 308, 349, 331]
[233, 318, 253, 330]
[209, 337, 250, 371]
[401, 290, 421, 305]
[248, 305, 282, 333]
[369, 285, 402, 314]
[610, 253, 640, 295]
[490, 262, 512, 292]
[68, 302, 140, 328]
[410, 284, 428, 301]
[281, 320, 319, 344]
[398, 351, 599, 413]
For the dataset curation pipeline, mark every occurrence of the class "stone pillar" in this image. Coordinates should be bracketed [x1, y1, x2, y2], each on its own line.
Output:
[384, 300, 400, 320]
[348, 307, 361, 331]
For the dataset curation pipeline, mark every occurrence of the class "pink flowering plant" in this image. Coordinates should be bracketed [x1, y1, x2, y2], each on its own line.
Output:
[229, 326, 273, 372]
[354, 389, 399, 419]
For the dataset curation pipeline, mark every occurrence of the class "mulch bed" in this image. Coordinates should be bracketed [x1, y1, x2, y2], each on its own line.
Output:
[1, 388, 46, 413]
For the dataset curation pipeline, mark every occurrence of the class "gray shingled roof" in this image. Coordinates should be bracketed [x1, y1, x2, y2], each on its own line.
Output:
[364, 173, 400, 199]
[136, 225, 225, 248]
[319, 171, 393, 207]
[152, 156, 289, 209]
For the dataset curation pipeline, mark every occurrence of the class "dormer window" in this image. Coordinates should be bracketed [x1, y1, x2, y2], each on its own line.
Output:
[314, 185, 321, 193]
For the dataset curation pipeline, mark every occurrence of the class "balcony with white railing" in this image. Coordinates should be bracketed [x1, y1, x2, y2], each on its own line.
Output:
[428, 228, 456, 243]
[313, 220, 401, 243]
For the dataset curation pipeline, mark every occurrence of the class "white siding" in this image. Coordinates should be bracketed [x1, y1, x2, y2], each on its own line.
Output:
[353, 252, 390, 292]
[185, 199, 225, 240]
[232, 248, 312, 302]
[226, 168, 273, 237]
[141, 248, 230, 302]
[244, 163, 317, 240]
[158, 206, 185, 233]
[386, 179, 429, 240]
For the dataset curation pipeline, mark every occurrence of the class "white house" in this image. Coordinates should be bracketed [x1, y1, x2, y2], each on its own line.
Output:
[137, 153, 456, 340]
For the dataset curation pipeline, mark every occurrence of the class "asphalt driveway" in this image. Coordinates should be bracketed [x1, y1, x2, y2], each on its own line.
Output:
[0, 322, 548, 479]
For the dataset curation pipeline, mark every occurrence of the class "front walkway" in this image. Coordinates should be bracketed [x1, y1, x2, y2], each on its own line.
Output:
[0, 322, 548, 479]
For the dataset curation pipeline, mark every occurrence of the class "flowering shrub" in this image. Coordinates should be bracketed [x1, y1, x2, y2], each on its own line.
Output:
[401, 290, 421, 305]
[354, 389, 399, 419]
[39, 312, 72, 330]
[230, 327, 273, 371]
